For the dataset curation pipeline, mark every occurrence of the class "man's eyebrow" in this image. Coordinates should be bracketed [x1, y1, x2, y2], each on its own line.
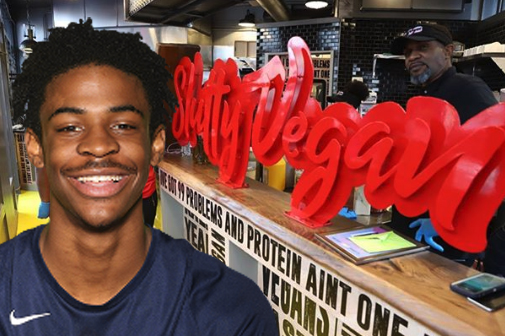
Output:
[109, 105, 145, 119]
[48, 107, 84, 121]
[47, 105, 146, 122]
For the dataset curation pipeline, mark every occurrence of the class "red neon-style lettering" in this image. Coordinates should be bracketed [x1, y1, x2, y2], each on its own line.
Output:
[172, 37, 505, 252]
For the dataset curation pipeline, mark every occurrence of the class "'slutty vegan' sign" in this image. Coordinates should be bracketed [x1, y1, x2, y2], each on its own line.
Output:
[172, 36, 505, 253]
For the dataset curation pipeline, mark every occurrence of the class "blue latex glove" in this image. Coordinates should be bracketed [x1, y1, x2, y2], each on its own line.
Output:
[338, 207, 357, 219]
[409, 218, 444, 252]
[38, 201, 50, 219]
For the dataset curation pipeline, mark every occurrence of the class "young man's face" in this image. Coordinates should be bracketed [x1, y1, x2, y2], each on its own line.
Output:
[27, 64, 164, 229]
[403, 40, 453, 85]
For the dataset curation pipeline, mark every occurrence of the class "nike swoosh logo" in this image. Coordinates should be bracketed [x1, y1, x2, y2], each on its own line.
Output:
[10, 310, 51, 326]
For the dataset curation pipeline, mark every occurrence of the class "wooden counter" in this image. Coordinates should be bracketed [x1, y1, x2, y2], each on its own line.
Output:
[159, 155, 505, 336]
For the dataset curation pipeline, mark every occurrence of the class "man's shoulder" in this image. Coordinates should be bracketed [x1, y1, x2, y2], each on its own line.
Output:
[439, 69, 497, 122]
[448, 71, 496, 96]
[152, 228, 195, 256]
[0, 237, 13, 273]
[0, 227, 37, 256]
[153, 229, 256, 289]
[452, 71, 483, 82]
[446, 71, 489, 91]
[185, 250, 277, 334]
[0, 227, 38, 281]
[152, 229, 278, 335]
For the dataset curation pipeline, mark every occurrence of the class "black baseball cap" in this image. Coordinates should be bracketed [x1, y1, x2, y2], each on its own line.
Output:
[391, 24, 453, 55]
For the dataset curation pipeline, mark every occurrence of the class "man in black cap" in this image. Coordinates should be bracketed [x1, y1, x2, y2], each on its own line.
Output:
[328, 80, 370, 109]
[389, 23, 500, 268]
[391, 23, 497, 122]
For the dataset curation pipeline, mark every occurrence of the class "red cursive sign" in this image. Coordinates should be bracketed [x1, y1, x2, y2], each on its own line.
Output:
[173, 37, 505, 252]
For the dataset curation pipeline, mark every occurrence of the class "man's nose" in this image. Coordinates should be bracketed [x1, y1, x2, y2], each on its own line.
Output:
[406, 49, 420, 61]
[76, 126, 119, 157]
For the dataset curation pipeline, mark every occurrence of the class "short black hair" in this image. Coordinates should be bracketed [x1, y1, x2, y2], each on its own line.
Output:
[343, 80, 369, 102]
[328, 80, 369, 108]
[13, 18, 176, 141]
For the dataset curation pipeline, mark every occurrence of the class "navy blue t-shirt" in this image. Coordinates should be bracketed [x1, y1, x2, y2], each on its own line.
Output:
[0, 225, 278, 335]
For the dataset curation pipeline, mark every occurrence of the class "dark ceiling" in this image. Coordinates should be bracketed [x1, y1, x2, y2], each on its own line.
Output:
[124, 0, 336, 25]
[4, 0, 337, 26]
[5, 0, 52, 10]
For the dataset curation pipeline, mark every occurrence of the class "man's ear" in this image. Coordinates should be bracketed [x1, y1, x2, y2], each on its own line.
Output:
[150, 125, 166, 166]
[25, 128, 45, 168]
[444, 44, 454, 60]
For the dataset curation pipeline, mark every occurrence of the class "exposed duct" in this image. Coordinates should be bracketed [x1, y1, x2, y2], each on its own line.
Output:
[255, 0, 290, 22]
[124, 0, 246, 25]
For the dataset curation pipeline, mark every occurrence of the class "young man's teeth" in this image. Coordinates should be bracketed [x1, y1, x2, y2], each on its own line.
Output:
[77, 176, 123, 183]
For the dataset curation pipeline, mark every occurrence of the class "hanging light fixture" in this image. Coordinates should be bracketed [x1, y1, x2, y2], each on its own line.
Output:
[305, 1, 329, 9]
[20, 0, 37, 55]
[238, 10, 255, 28]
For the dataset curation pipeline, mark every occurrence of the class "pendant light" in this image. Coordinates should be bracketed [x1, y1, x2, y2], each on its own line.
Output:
[238, 10, 255, 28]
[19, 0, 37, 55]
[305, 1, 329, 9]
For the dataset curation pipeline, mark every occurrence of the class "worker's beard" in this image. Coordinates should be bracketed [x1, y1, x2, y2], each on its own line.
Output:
[410, 67, 432, 85]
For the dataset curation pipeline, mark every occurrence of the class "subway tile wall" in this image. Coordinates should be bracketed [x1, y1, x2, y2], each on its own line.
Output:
[475, 17, 505, 46]
[257, 17, 505, 108]
[466, 18, 505, 92]
[257, 21, 341, 95]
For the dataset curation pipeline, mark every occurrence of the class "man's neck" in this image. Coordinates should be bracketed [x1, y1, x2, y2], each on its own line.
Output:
[39, 208, 152, 306]
[425, 64, 452, 86]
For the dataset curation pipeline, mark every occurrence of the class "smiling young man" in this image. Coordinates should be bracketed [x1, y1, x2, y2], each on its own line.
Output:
[389, 24, 499, 267]
[0, 19, 278, 335]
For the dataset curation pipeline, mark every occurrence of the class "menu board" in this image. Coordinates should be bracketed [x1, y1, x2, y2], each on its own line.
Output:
[265, 51, 334, 96]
